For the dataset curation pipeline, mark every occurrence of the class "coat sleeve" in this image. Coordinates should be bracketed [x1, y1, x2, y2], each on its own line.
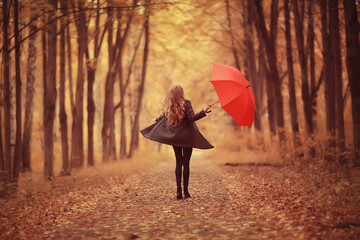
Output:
[155, 113, 165, 122]
[185, 100, 206, 122]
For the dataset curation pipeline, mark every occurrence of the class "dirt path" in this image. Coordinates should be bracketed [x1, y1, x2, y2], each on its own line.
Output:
[50, 156, 258, 239]
[1, 153, 359, 239]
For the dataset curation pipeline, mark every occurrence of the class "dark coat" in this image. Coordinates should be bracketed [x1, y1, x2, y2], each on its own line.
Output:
[140, 100, 214, 149]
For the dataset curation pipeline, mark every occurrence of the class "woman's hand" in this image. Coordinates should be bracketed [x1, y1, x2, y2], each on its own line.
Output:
[203, 105, 211, 113]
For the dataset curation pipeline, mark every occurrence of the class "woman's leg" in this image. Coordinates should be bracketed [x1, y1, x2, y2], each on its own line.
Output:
[173, 146, 183, 188]
[182, 147, 193, 187]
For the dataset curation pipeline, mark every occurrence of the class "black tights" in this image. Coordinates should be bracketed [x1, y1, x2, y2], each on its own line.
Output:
[173, 146, 193, 188]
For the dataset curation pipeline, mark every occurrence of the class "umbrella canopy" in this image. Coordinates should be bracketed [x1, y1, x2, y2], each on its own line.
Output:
[210, 63, 255, 127]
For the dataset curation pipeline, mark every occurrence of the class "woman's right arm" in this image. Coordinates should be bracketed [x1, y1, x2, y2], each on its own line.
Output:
[155, 113, 165, 122]
[185, 100, 207, 122]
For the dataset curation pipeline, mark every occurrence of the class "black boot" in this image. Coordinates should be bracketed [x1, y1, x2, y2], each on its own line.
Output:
[184, 186, 191, 198]
[177, 187, 183, 199]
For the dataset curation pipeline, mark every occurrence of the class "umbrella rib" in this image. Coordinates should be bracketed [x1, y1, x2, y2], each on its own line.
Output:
[210, 79, 247, 85]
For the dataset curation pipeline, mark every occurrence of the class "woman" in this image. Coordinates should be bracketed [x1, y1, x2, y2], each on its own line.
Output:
[140, 86, 213, 199]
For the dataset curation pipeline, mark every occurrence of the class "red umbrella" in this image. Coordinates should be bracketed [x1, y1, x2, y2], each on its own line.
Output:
[210, 63, 255, 127]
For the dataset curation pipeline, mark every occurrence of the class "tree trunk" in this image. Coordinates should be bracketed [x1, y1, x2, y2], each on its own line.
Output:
[71, 0, 87, 168]
[12, 0, 22, 180]
[12, 0, 22, 182]
[119, 90, 127, 158]
[308, 0, 317, 131]
[42, 18, 47, 175]
[59, 0, 70, 175]
[117, 8, 134, 158]
[86, 0, 107, 166]
[66, 23, 75, 115]
[343, 0, 360, 166]
[257, 43, 266, 132]
[119, 27, 143, 155]
[329, 0, 345, 163]
[119, 39, 127, 159]
[293, 0, 314, 140]
[21, 7, 38, 172]
[310, 71, 323, 128]
[321, 0, 336, 161]
[0, 70, 2, 172]
[254, 9, 275, 137]
[254, 29, 275, 136]
[0, 117, 3, 171]
[44, 0, 58, 178]
[102, 4, 116, 161]
[225, 0, 241, 71]
[265, 70, 277, 136]
[129, 3, 150, 158]
[245, 0, 261, 132]
[86, 1, 100, 166]
[284, 0, 301, 149]
[87, 67, 96, 166]
[254, 0, 285, 143]
[42, 26, 47, 122]
[102, 72, 116, 161]
[2, 0, 11, 181]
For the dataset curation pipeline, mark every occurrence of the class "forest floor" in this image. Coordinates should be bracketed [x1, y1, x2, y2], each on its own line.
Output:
[1, 150, 360, 240]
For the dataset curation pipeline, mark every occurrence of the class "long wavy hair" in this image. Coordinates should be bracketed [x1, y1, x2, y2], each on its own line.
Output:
[162, 86, 186, 127]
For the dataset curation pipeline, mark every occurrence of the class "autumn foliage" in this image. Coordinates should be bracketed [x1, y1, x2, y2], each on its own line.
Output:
[1, 0, 360, 239]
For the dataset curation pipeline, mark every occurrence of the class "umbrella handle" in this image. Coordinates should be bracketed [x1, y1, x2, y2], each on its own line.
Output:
[209, 100, 220, 107]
